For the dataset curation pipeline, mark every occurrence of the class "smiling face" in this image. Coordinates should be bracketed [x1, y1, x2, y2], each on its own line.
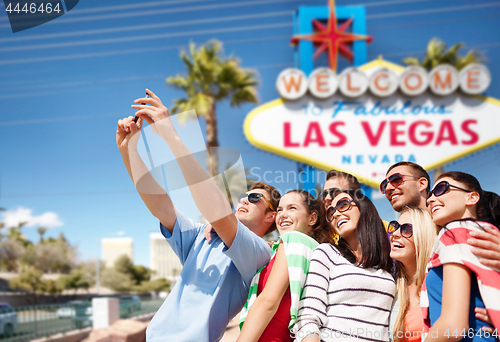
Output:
[276, 192, 316, 235]
[389, 211, 416, 267]
[331, 193, 360, 245]
[427, 177, 476, 227]
[235, 188, 274, 232]
[384, 165, 426, 212]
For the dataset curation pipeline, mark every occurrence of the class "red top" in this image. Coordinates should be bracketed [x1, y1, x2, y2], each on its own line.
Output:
[405, 307, 425, 342]
[257, 254, 292, 342]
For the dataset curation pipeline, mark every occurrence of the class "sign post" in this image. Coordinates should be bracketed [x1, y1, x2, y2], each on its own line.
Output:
[290, 1, 370, 192]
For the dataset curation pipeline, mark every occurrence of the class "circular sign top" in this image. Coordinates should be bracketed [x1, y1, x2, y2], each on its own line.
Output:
[399, 65, 429, 97]
[339, 67, 369, 98]
[459, 63, 491, 95]
[308, 68, 338, 99]
[428, 64, 459, 96]
[276, 68, 308, 100]
[369, 67, 399, 97]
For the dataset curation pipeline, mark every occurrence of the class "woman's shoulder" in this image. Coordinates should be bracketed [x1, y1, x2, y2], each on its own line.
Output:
[313, 243, 343, 259]
[444, 218, 498, 229]
[444, 219, 497, 231]
[316, 242, 339, 251]
[367, 266, 396, 281]
[279, 231, 319, 248]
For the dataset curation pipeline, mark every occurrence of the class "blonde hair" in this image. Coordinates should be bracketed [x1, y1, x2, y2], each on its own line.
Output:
[393, 207, 437, 342]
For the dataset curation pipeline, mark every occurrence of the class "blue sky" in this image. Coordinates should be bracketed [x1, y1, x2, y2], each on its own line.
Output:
[1, 0, 500, 267]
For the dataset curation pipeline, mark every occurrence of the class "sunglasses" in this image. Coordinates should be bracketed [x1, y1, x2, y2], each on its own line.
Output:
[320, 187, 342, 201]
[427, 180, 472, 199]
[380, 173, 420, 194]
[326, 197, 355, 222]
[239, 193, 274, 211]
[388, 221, 413, 238]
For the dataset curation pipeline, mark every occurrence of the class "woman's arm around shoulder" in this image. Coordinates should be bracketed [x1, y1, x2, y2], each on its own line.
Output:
[237, 244, 290, 342]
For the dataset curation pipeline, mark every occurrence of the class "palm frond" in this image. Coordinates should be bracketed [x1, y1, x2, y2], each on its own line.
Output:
[403, 37, 483, 71]
[402, 57, 420, 66]
[456, 50, 484, 70]
[427, 38, 446, 61]
[165, 40, 259, 175]
[169, 98, 189, 117]
[166, 75, 190, 91]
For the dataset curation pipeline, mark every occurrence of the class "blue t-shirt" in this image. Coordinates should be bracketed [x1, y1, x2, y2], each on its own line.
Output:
[145, 210, 272, 342]
[426, 266, 495, 342]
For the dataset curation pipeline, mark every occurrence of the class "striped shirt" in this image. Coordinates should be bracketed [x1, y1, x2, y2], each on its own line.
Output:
[421, 220, 500, 337]
[294, 243, 396, 342]
[240, 231, 319, 330]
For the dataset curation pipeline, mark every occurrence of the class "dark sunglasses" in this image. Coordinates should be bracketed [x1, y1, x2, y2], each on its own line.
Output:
[320, 187, 342, 201]
[239, 193, 274, 211]
[427, 180, 472, 199]
[380, 173, 420, 194]
[326, 197, 355, 222]
[388, 221, 413, 238]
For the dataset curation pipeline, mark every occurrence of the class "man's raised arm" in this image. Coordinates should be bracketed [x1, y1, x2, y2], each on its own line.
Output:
[132, 89, 239, 247]
[116, 114, 177, 232]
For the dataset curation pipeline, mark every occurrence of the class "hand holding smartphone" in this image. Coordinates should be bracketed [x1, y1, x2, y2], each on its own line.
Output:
[133, 92, 150, 123]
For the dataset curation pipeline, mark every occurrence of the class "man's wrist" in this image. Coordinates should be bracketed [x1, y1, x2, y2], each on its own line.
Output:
[119, 148, 130, 158]
[122, 143, 139, 154]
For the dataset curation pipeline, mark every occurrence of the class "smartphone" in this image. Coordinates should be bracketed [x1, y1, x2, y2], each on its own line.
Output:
[133, 93, 150, 123]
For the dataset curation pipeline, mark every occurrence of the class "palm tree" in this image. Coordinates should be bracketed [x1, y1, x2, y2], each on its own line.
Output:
[37, 227, 47, 243]
[7, 222, 26, 242]
[403, 38, 484, 70]
[167, 40, 259, 176]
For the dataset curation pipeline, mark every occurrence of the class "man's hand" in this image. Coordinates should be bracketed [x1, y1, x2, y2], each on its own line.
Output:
[474, 308, 494, 333]
[468, 225, 500, 269]
[131, 89, 173, 139]
[203, 224, 214, 243]
[116, 115, 142, 153]
[133, 89, 237, 246]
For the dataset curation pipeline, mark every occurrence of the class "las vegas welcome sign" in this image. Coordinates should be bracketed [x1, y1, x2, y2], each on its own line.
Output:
[244, 59, 500, 188]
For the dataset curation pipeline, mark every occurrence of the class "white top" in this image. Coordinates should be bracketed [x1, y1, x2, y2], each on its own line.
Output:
[294, 243, 396, 342]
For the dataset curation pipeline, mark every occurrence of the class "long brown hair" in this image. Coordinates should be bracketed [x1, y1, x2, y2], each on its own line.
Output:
[331, 190, 393, 273]
[284, 190, 335, 244]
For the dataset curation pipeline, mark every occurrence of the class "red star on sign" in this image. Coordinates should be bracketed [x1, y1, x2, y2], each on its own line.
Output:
[291, 0, 373, 71]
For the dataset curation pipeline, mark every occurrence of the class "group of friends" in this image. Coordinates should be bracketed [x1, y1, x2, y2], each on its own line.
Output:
[116, 89, 500, 342]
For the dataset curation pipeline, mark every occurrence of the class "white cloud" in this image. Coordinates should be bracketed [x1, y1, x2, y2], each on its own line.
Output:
[1, 207, 63, 229]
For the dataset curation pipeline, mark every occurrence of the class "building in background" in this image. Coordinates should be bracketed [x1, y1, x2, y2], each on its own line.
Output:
[150, 233, 182, 281]
[101, 237, 133, 268]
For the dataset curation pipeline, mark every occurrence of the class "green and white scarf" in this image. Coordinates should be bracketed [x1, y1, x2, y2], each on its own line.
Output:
[239, 231, 319, 330]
